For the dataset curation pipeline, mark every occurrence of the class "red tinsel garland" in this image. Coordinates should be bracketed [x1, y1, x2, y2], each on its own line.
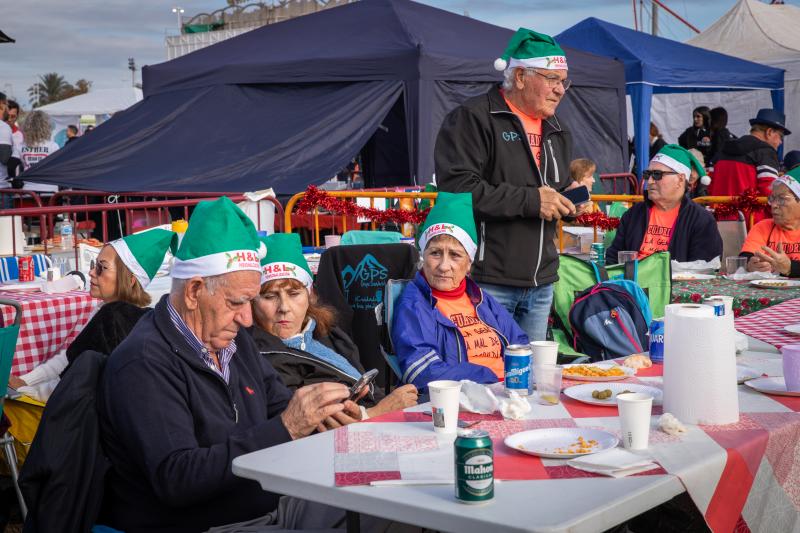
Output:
[711, 188, 766, 219]
[575, 211, 620, 231]
[295, 186, 430, 225]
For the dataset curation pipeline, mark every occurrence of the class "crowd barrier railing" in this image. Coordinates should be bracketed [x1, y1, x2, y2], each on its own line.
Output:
[598, 173, 638, 195]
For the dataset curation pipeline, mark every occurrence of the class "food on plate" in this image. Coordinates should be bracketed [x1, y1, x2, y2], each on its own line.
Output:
[672, 273, 697, 281]
[623, 354, 652, 369]
[77, 238, 103, 247]
[564, 365, 626, 378]
[758, 281, 788, 288]
[552, 436, 599, 455]
[591, 389, 613, 400]
[617, 390, 634, 395]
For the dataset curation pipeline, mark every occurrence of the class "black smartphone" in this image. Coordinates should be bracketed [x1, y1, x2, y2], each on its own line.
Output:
[348, 369, 379, 401]
[561, 185, 591, 206]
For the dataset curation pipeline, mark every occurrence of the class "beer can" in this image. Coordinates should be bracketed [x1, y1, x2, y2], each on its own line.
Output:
[504, 344, 531, 396]
[590, 242, 605, 266]
[648, 318, 665, 364]
[703, 298, 725, 316]
[454, 430, 493, 504]
[18, 256, 34, 282]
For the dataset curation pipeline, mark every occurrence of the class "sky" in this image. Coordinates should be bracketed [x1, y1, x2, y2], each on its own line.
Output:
[0, 0, 782, 108]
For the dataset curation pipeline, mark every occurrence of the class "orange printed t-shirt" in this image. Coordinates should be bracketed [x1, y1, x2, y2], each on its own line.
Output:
[741, 219, 800, 260]
[503, 93, 542, 168]
[432, 281, 504, 379]
[639, 204, 680, 258]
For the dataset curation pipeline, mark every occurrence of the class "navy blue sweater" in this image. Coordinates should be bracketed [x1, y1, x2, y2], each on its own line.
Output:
[606, 195, 723, 264]
[98, 296, 293, 533]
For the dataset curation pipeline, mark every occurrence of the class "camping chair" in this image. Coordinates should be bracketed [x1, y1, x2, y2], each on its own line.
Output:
[0, 255, 52, 283]
[0, 299, 27, 519]
[340, 230, 403, 246]
[377, 279, 411, 394]
[717, 211, 747, 263]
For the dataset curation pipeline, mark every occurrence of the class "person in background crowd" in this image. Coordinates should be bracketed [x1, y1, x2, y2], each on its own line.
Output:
[5, 100, 23, 181]
[783, 150, 800, 173]
[251, 232, 418, 422]
[740, 167, 800, 278]
[99, 197, 361, 532]
[687, 148, 711, 198]
[20, 110, 60, 193]
[65, 124, 79, 144]
[649, 122, 667, 161]
[678, 106, 712, 161]
[607, 144, 722, 264]
[393, 193, 528, 389]
[0, 93, 12, 206]
[436, 28, 589, 342]
[7, 230, 175, 402]
[708, 106, 735, 164]
[84, 125, 94, 133]
[709, 109, 787, 224]
[570, 158, 596, 190]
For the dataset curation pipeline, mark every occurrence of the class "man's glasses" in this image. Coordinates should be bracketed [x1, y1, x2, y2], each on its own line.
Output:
[89, 259, 110, 276]
[527, 70, 572, 91]
[642, 169, 680, 181]
[767, 194, 797, 207]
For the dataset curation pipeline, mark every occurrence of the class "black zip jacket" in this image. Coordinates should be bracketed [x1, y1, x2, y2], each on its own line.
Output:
[251, 325, 381, 407]
[606, 194, 723, 264]
[98, 296, 293, 533]
[436, 85, 574, 288]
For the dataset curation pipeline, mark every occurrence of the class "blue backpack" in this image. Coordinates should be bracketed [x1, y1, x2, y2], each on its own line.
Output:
[568, 262, 651, 361]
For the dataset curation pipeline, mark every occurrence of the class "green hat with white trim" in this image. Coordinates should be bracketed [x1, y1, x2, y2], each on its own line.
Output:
[494, 28, 568, 72]
[650, 144, 708, 184]
[260, 233, 313, 289]
[777, 166, 800, 199]
[418, 192, 478, 260]
[172, 196, 266, 279]
[110, 228, 177, 289]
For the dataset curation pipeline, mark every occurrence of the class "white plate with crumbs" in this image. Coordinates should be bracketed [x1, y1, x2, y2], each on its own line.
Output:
[505, 428, 618, 459]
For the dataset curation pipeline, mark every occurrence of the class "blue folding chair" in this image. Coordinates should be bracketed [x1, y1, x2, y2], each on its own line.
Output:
[0, 255, 52, 283]
[379, 279, 411, 393]
[0, 299, 26, 518]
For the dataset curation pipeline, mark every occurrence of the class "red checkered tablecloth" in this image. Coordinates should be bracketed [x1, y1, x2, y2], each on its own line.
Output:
[735, 297, 800, 350]
[0, 289, 99, 375]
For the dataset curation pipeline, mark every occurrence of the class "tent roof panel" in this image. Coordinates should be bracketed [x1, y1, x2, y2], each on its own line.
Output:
[37, 87, 143, 116]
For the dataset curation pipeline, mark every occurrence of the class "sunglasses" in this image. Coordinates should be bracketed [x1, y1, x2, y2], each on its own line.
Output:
[89, 259, 111, 276]
[642, 169, 680, 181]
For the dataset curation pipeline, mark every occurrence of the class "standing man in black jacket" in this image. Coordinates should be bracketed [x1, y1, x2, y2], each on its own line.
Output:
[436, 28, 588, 341]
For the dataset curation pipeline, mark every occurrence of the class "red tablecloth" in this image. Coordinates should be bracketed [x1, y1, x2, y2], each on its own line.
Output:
[0, 289, 98, 375]
[735, 297, 800, 349]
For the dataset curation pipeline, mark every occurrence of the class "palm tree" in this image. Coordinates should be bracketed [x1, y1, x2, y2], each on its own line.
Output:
[27, 73, 71, 107]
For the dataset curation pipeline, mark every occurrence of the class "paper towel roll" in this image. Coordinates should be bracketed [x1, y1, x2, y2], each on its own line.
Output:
[662, 305, 739, 425]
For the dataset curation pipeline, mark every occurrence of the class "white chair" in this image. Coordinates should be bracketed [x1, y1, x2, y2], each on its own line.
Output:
[717, 211, 747, 262]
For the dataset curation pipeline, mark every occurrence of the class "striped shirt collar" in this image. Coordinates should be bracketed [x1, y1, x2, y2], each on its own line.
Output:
[166, 298, 236, 384]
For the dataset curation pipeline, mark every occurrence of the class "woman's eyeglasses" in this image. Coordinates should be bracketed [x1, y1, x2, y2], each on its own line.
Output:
[767, 194, 797, 207]
[642, 169, 680, 181]
[89, 259, 110, 276]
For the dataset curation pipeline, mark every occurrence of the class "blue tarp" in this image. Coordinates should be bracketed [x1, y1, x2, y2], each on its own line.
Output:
[557, 18, 785, 179]
[23, 1, 628, 193]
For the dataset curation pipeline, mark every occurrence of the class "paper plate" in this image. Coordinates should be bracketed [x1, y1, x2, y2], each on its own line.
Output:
[563, 382, 662, 406]
[562, 363, 636, 382]
[505, 428, 618, 459]
[784, 324, 800, 335]
[744, 377, 800, 397]
[672, 273, 716, 281]
[736, 365, 762, 384]
[749, 279, 800, 289]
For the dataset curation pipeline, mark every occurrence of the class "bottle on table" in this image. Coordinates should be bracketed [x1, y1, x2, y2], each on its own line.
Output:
[60, 215, 74, 249]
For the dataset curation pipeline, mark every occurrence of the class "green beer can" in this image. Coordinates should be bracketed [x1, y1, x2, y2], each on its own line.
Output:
[454, 430, 494, 503]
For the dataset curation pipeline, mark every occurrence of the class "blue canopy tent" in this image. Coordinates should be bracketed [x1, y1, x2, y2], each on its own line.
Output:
[557, 18, 785, 180]
[22, 1, 627, 194]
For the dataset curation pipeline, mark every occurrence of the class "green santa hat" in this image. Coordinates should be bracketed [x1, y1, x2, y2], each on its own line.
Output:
[418, 192, 478, 260]
[777, 166, 800, 199]
[172, 196, 266, 279]
[259, 233, 314, 289]
[109, 228, 177, 289]
[650, 144, 709, 186]
[494, 28, 568, 72]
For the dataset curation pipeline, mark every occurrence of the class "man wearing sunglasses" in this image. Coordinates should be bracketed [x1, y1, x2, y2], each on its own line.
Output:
[606, 144, 722, 264]
[710, 108, 788, 224]
[436, 28, 589, 343]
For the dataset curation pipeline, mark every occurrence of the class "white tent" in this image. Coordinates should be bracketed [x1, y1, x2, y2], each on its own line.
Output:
[37, 87, 143, 147]
[650, 0, 800, 154]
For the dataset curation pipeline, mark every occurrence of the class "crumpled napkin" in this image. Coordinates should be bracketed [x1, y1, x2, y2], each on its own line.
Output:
[671, 257, 720, 273]
[658, 413, 687, 436]
[43, 274, 83, 294]
[499, 390, 532, 420]
[567, 448, 659, 478]
[459, 380, 500, 414]
[725, 270, 779, 281]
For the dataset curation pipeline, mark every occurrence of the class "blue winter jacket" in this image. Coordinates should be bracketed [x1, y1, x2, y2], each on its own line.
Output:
[392, 272, 529, 389]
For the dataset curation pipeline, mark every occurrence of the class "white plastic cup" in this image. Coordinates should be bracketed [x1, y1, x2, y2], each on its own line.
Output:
[324, 235, 341, 248]
[617, 392, 653, 450]
[428, 380, 462, 434]
[530, 341, 558, 367]
[617, 250, 638, 264]
[725, 256, 747, 278]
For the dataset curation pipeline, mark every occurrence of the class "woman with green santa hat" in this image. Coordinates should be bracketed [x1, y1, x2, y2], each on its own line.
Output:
[8, 229, 177, 402]
[250, 232, 419, 422]
[606, 144, 723, 265]
[391, 192, 529, 390]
